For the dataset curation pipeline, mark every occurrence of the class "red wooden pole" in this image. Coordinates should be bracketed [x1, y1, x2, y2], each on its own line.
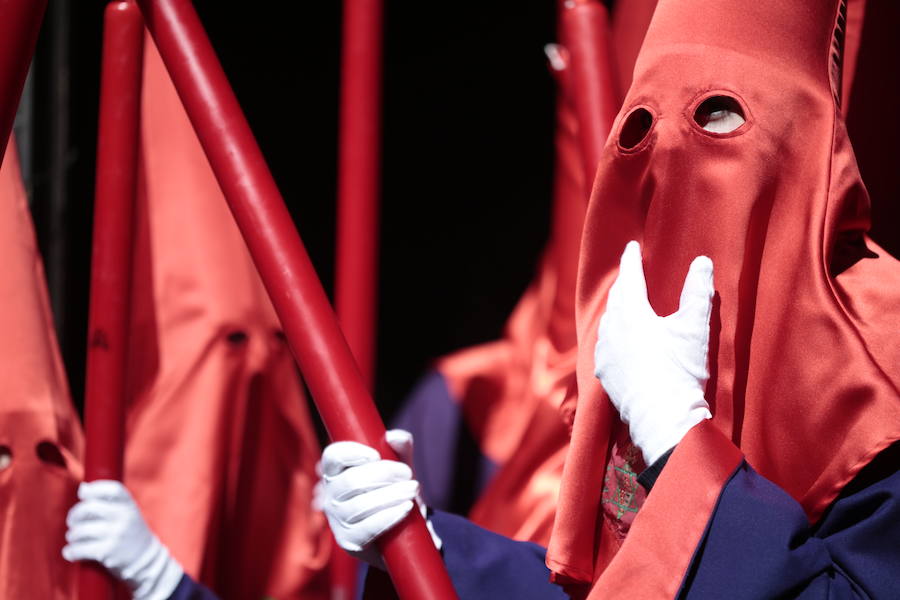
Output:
[336, 0, 382, 392]
[80, 2, 144, 598]
[333, 0, 383, 594]
[134, 2, 457, 598]
[0, 0, 47, 167]
[560, 0, 620, 195]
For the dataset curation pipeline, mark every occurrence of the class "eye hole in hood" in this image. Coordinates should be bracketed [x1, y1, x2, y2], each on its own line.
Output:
[36, 441, 67, 469]
[618, 107, 655, 151]
[0, 446, 11, 471]
[693, 95, 746, 134]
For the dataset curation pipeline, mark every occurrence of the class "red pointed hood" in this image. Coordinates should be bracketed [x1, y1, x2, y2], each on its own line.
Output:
[0, 138, 84, 598]
[124, 37, 330, 598]
[550, 0, 900, 587]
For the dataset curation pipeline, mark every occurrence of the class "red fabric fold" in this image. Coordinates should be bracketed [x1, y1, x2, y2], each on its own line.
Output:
[587, 421, 742, 600]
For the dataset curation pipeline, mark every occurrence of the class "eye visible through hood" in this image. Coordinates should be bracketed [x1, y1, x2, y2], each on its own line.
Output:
[693, 95, 746, 134]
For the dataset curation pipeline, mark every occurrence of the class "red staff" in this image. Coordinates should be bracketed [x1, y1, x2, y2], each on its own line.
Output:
[334, 0, 383, 594]
[80, 2, 144, 598]
[560, 0, 620, 195]
[134, 1, 457, 598]
[0, 0, 47, 166]
[336, 0, 383, 392]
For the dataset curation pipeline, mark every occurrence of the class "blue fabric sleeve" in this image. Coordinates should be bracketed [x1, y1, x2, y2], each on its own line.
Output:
[428, 510, 567, 600]
[167, 574, 220, 600]
[392, 372, 498, 513]
[680, 458, 900, 599]
[360, 510, 568, 600]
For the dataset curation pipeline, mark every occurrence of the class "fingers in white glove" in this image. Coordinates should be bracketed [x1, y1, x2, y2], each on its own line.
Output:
[65, 520, 111, 544]
[332, 480, 420, 525]
[319, 430, 441, 567]
[677, 256, 714, 319]
[321, 441, 382, 477]
[326, 459, 413, 502]
[62, 541, 107, 563]
[77, 479, 132, 502]
[332, 501, 417, 554]
[595, 242, 714, 467]
[383, 430, 433, 541]
[385, 429, 414, 467]
[608, 240, 651, 315]
[62, 480, 184, 600]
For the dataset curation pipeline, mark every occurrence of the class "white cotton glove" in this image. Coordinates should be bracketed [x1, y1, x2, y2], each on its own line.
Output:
[63, 480, 184, 600]
[594, 241, 714, 466]
[317, 429, 441, 568]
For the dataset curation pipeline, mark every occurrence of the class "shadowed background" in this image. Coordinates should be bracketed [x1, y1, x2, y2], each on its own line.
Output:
[25, 0, 556, 428]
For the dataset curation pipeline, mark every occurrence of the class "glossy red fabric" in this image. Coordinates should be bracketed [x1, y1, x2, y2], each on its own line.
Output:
[609, 0, 658, 94]
[548, 0, 900, 589]
[840, 0, 865, 113]
[124, 38, 330, 599]
[0, 138, 84, 598]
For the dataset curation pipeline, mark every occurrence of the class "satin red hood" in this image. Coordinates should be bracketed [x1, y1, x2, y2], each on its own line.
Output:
[550, 0, 900, 586]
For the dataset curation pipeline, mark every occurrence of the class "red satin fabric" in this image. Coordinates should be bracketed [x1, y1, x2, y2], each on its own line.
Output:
[840, 0, 865, 113]
[123, 38, 330, 599]
[0, 139, 84, 598]
[609, 0, 658, 94]
[549, 0, 900, 589]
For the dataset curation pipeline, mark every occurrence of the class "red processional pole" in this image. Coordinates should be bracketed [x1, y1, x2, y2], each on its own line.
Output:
[80, 2, 144, 598]
[133, 2, 457, 598]
[333, 0, 383, 594]
[336, 0, 382, 391]
[0, 0, 47, 167]
[560, 0, 620, 194]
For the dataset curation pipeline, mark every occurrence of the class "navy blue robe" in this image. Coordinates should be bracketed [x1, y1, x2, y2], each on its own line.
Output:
[359, 445, 900, 599]
[167, 574, 219, 600]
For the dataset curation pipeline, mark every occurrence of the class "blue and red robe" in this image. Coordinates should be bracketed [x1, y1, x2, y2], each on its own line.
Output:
[169, 421, 900, 599]
[367, 422, 900, 599]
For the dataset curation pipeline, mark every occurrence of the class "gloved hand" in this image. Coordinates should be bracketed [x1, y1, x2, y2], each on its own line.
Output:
[63, 480, 184, 600]
[317, 429, 441, 568]
[594, 241, 714, 466]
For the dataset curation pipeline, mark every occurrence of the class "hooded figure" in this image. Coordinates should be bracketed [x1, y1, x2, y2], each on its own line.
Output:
[121, 37, 330, 599]
[0, 139, 84, 599]
[318, 0, 900, 598]
[547, 0, 900, 595]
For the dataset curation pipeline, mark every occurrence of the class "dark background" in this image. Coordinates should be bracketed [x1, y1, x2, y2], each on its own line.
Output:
[26, 1, 557, 423]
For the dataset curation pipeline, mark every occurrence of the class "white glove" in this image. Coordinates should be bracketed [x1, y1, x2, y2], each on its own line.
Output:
[594, 241, 714, 466]
[317, 429, 441, 568]
[63, 480, 184, 600]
